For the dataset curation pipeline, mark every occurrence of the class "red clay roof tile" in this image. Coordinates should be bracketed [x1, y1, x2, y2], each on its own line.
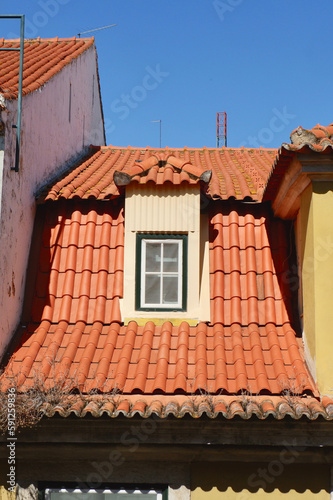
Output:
[39, 146, 277, 203]
[4, 198, 316, 401]
[6, 118, 329, 417]
[287, 123, 333, 150]
[32, 393, 333, 420]
[264, 122, 333, 202]
[0, 37, 94, 99]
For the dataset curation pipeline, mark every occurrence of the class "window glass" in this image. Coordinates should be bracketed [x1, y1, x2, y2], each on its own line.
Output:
[163, 243, 178, 272]
[145, 274, 161, 304]
[136, 234, 187, 311]
[146, 243, 161, 272]
[163, 276, 178, 303]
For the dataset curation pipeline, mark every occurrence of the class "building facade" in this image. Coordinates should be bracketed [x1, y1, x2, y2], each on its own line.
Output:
[1, 127, 333, 499]
[0, 37, 105, 358]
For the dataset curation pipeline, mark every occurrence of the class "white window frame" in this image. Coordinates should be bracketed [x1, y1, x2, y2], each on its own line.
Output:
[141, 238, 182, 309]
[136, 234, 187, 312]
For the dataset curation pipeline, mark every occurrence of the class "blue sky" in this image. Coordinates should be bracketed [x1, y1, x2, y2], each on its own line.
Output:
[1, 1, 332, 149]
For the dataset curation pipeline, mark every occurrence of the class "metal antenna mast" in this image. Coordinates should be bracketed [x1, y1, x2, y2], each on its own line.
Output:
[0, 15, 25, 171]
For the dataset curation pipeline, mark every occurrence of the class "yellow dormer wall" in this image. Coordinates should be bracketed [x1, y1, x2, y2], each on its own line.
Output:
[298, 180, 333, 396]
[268, 151, 333, 396]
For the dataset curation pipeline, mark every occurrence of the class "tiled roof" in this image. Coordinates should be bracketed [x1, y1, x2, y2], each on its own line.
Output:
[263, 122, 333, 202]
[39, 394, 333, 420]
[0, 37, 94, 99]
[5, 200, 316, 399]
[40, 145, 278, 202]
[286, 123, 333, 151]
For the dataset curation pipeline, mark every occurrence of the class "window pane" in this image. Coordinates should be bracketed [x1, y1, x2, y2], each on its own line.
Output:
[145, 274, 161, 304]
[146, 243, 161, 272]
[163, 276, 179, 304]
[163, 243, 179, 272]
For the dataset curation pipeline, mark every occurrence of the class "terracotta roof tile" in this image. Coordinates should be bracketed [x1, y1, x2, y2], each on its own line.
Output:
[287, 123, 333, 151]
[4, 199, 316, 401]
[0, 37, 94, 99]
[32, 394, 333, 420]
[264, 122, 333, 202]
[39, 146, 278, 203]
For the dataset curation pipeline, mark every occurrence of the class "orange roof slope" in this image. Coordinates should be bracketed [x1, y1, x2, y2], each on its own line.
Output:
[0, 37, 94, 99]
[40, 146, 278, 202]
[6, 200, 315, 397]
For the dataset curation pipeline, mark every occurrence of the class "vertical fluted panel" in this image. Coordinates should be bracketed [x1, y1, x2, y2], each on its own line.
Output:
[126, 185, 200, 232]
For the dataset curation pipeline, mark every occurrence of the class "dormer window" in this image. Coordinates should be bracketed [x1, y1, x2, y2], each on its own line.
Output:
[136, 234, 187, 311]
[118, 153, 212, 326]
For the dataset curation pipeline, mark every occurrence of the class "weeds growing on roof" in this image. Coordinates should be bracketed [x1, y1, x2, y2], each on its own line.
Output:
[0, 365, 310, 433]
[0, 361, 121, 434]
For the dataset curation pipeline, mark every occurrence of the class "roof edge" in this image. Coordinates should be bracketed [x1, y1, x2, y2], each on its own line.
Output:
[0, 36, 94, 43]
[33, 394, 333, 421]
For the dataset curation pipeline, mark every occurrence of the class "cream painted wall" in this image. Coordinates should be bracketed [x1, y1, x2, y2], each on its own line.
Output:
[299, 181, 333, 395]
[0, 44, 105, 358]
[191, 462, 330, 500]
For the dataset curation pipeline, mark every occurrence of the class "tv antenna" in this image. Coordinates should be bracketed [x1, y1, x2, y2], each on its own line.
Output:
[77, 24, 117, 37]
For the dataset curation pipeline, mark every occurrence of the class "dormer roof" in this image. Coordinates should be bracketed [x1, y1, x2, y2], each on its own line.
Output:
[40, 145, 277, 203]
